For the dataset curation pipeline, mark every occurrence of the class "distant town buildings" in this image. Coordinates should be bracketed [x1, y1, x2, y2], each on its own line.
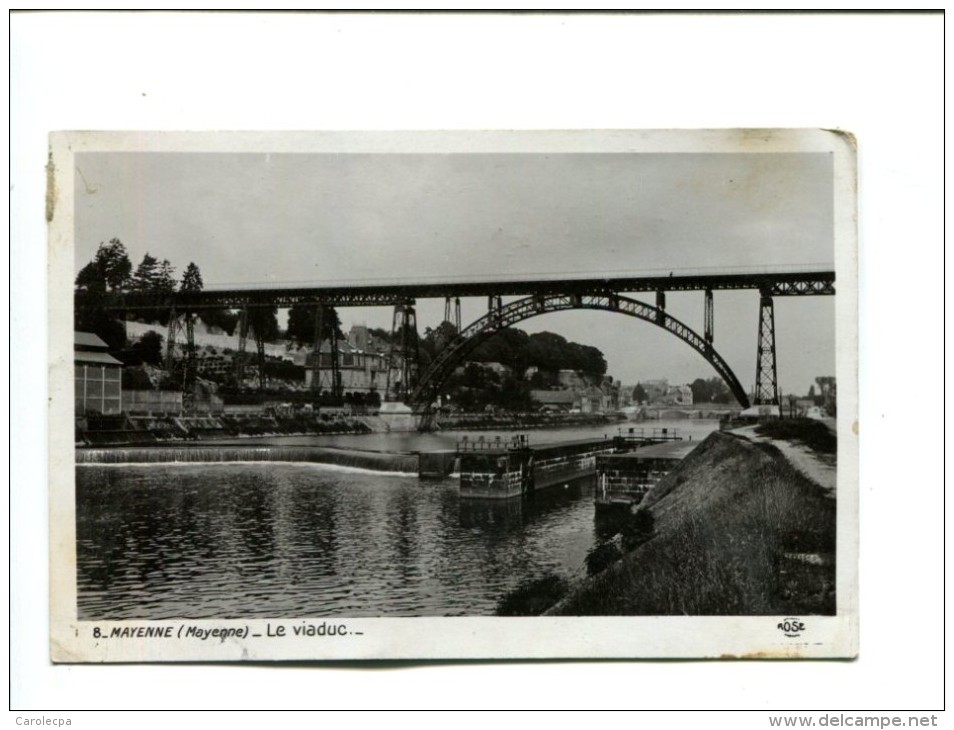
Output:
[627, 379, 693, 407]
[665, 384, 693, 406]
[99, 315, 731, 420]
[529, 378, 618, 414]
[640, 379, 669, 403]
[303, 325, 420, 400]
[530, 389, 577, 411]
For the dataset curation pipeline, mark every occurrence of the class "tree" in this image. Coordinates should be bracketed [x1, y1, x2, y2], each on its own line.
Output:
[689, 377, 733, 405]
[621, 508, 655, 552]
[131, 254, 159, 292]
[96, 238, 132, 291]
[200, 308, 240, 336]
[689, 378, 711, 404]
[247, 306, 279, 342]
[130, 254, 177, 323]
[74, 239, 132, 349]
[75, 261, 106, 294]
[122, 367, 154, 390]
[155, 259, 177, 295]
[632, 382, 648, 404]
[529, 369, 559, 389]
[367, 327, 392, 344]
[75, 239, 132, 293]
[131, 331, 164, 366]
[527, 331, 571, 371]
[498, 375, 534, 411]
[468, 327, 531, 375]
[461, 362, 490, 389]
[422, 321, 459, 360]
[815, 376, 837, 416]
[711, 378, 733, 404]
[575, 344, 607, 376]
[180, 262, 203, 292]
[286, 304, 342, 345]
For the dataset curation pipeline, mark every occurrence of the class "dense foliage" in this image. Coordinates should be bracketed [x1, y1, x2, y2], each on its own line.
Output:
[688, 377, 734, 404]
[286, 304, 343, 345]
[75, 239, 208, 346]
[415, 322, 610, 411]
[76, 241, 615, 407]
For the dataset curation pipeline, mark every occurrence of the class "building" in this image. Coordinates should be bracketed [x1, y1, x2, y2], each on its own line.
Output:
[530, 389, 577, 411]
[641, 379, 670, 403]
[579, 385, 608, 414]
[75, 331, 123, 415]
[664, 385, 694, 406]
[481, 362, 512, 377]
[304, 326, 397, 396]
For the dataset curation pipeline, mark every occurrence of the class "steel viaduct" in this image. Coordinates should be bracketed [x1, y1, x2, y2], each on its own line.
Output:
[87, 269, 835, 419]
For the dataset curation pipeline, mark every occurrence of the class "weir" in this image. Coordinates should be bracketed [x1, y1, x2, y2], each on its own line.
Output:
[75, 445, 418, 473]
[75, 426, 694, 484]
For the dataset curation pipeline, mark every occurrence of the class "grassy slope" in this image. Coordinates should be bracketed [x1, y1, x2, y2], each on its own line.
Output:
[548, 432, 836, 616]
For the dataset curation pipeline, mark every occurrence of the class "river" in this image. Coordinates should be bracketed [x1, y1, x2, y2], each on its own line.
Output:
[75, 420, 719, 619]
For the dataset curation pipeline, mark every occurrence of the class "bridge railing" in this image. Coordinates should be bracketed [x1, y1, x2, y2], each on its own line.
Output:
[616, 427, 681, 442]
[456, 434, 530, 453]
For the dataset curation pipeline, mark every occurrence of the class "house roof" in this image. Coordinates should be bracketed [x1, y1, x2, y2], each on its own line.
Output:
[75, 331, 109, 349]
[75, 350, 123, 366]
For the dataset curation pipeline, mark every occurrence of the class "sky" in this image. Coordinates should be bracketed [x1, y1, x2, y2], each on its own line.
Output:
[74, 150, 835, 396]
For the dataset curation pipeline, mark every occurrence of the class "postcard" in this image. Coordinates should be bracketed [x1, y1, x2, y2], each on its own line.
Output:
[49, 129, 858, 661]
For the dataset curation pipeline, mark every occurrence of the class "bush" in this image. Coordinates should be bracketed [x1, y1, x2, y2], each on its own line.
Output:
[621, 508, 655, 552]
[495, 574, 569, 616]
[585, 541, 623, 576]
[755, 418, 836, 455]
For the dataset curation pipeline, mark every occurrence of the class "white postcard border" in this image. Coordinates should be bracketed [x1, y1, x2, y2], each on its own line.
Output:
[49, 128, 858, 663]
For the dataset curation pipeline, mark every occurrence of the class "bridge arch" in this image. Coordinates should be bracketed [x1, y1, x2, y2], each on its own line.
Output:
[409, 292, 750, 409]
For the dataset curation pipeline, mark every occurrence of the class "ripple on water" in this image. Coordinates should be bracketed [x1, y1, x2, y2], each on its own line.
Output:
[76, 462, 607, 619]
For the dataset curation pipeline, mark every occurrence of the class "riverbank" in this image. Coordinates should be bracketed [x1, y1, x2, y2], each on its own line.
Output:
[544, 429, 836, 616]
[76, 410, 626, 446]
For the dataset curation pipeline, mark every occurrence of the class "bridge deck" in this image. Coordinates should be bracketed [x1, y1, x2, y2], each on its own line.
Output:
[93, 270, 835, 310]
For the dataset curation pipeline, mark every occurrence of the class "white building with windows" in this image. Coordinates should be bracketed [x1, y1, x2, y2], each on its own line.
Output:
[75, 331, 123, 415]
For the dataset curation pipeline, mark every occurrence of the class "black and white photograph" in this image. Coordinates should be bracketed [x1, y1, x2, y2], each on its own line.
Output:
[48, 129, 858, 662]
[14, 10, 944, 717]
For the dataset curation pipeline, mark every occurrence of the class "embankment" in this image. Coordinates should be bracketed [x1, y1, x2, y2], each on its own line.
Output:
[75, 446, 418, 473]
[547, 431, 836, 616]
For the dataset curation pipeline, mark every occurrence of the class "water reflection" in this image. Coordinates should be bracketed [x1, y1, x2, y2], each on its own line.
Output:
[457, 475, 593, 530]
[76, 464, 599, 619]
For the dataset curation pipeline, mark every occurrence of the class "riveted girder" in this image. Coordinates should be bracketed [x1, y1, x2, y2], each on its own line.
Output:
[754, 294, 779, 406]
[704, 288, 714, 345]
[385, 302, 420, 401]
[410, 292, 750, 410]
[163, 307, 197, 412]
[93, 270, 834, 313]
[311, 303, 342, 404]
[444, 297, 461, 331]
[234, 307, 249, 385]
